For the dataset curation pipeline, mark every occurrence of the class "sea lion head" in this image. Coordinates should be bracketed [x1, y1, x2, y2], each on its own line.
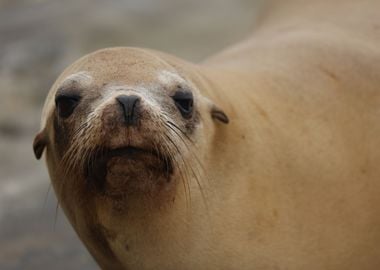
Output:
[33, 47, 229, 209]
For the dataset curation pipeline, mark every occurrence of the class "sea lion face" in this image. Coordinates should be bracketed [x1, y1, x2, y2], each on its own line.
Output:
[34, 48, 228, 206]
[32, 47, 229, 268]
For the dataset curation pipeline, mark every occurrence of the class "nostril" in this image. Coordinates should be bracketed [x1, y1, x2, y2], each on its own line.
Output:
[116, 95, 141, 126]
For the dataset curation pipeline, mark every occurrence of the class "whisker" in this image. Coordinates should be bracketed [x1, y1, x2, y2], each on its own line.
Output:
[165, 121, 211, 187]
[53, 199, 60, 230]
[167, 120, 195, 144]
[164, 131, 209, 210]
[159, 134, 191, 210]
[39, 183, 52, 220]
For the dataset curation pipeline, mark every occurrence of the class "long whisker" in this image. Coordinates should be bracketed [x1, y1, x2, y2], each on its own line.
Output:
[167, 120, 195, 144]
[165, 121, 211, 186]
[159, 134, 191, 210]
[164, 129, 209, 211]
[55, 113, 99, 221]
[53, 198, 60, 230]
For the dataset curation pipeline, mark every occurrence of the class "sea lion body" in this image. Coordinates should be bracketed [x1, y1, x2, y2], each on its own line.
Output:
[34, 1, 380, 269]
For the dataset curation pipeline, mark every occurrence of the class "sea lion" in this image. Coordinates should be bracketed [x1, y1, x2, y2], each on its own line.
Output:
[33, 0, 380, 269]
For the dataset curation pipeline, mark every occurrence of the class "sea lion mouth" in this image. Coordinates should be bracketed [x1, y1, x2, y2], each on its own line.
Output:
[108, 146, 162, 159]
[85, 145, 174, 196]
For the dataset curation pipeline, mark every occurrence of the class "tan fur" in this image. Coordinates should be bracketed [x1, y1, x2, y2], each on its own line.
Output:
[35, 1, 380, 269]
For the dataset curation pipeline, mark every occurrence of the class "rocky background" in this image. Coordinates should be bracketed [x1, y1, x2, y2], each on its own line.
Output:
[0, 0, 259, 269]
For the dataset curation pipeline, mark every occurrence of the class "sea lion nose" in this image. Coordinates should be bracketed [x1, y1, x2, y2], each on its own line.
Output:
[116, 95, 141, 126]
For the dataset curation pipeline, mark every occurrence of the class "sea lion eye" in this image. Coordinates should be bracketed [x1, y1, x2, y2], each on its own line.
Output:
[172, 91, 193, 119]
[55, 94, 81, 118]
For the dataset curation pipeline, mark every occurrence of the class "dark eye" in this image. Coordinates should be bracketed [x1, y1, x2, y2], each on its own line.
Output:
[55, 94, 81, 118]
[172, 91, 193, 118]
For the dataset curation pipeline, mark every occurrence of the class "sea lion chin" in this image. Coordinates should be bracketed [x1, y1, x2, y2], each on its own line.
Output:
[86, 145, 174, 198]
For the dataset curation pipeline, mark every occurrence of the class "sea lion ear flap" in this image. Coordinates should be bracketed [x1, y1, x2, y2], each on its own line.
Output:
[211, 104, 229, 124]
[33, 129, 47, 160]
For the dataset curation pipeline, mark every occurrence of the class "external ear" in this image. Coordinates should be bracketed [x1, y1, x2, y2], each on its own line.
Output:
[211, 105, 229, 124]
[33, 129, 47, 160]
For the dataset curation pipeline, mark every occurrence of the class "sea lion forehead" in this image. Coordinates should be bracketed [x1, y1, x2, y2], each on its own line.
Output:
[56, 48, 190, 92]
[57, 69, 187, 92]
[71, 47, 176, 83]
